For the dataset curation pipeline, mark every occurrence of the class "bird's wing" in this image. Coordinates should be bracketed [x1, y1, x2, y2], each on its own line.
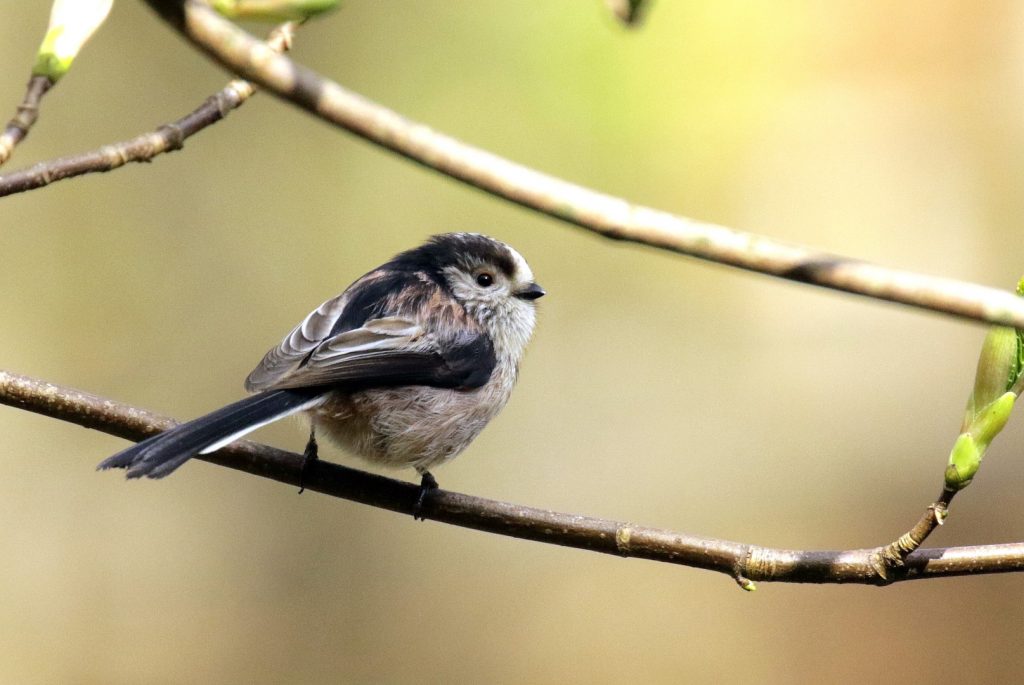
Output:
[244, 288, 353, 392]
[245, 283, 495, 393]
[252, 316, 495, 392]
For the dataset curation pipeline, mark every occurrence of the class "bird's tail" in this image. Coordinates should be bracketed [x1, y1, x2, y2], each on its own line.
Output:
[97, 389, 324, 479]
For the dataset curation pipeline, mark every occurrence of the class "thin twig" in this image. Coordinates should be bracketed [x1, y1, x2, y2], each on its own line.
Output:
[137, 0, 1024, 330]
[0, 75, 53, 166]
[2, 367, 1024, 586]
[0, 22, 296, 197]
[873, 488, 957, 579]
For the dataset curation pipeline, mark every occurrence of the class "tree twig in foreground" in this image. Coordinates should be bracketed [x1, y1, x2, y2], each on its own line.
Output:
[0, 22, 296, 197]
[3, 367, 1023, 587]
[139, 0, 1024, 330]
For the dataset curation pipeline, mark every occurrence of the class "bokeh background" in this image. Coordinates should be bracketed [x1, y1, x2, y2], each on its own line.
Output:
[3, 1, 1024, 682]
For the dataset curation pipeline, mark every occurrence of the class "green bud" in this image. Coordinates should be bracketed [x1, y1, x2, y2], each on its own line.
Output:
[945, 433, 981, 490]
[970, 392, 1016, 448]
[211, 0, 340, 21]
[947, 393, 1018, 490]
[33, 0, 114, 82]
[945, 275, 1024, 491]
[963, 327, 1019, 430]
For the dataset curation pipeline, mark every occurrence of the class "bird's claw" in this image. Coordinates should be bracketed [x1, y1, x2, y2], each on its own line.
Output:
[413, 472, 439, 520]
[298, 428, 318, 494]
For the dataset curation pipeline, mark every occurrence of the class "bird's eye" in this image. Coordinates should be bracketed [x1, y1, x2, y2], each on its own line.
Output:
[476, 272, 494, 287]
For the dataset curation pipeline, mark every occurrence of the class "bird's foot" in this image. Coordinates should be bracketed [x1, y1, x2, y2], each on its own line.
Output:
[298, 428, 318, 494]
[413, 471, 439, 520]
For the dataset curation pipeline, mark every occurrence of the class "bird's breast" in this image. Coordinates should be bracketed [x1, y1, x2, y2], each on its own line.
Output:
[310, 363, 517, 472]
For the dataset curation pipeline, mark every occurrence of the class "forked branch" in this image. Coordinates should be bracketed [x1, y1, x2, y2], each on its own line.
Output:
[0, 22, 296, 197]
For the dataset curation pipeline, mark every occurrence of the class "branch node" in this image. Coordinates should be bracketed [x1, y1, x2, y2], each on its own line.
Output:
[873, 488, 957, 581]
[740, 544, 777, 582]
[224, 80, 255, 106]
[157, 123, 186, 152]
[614, 525, 633, 555]
[733, 546, 762, 589]
[100, 143, 130, 168]
[734, 574, 757, 592]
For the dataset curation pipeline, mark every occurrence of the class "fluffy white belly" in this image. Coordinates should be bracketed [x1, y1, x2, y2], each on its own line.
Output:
[309, 368, 514, 473]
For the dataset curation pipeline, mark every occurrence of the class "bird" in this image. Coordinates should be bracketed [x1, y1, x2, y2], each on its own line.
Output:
[98, 233, 544, 509]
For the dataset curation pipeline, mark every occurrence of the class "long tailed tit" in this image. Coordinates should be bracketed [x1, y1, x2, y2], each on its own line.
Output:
[99, 233, 544, 505]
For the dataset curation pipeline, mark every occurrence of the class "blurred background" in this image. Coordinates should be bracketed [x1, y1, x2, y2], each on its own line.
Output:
[2, 1, 1024, 682]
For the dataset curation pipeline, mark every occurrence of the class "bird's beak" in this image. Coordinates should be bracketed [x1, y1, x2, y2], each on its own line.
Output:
[515, 282, 546, 301]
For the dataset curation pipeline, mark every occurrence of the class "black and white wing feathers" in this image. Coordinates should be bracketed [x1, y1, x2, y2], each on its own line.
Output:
[245, 270, 496, 393]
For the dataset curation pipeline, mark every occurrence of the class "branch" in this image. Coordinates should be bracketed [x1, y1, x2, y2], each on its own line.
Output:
[874, 488, 956, 578]
[0, 75, 52, 166]
[0, 22, 296, 197]
[133, 0, 1024, 330]
[3, 367, 1024, 586]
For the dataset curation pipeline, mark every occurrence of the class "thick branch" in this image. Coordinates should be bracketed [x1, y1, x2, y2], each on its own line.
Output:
[136, 0, 1024, 330]
[3, 367, 1024, 586]
[0, 23, 296, 197]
